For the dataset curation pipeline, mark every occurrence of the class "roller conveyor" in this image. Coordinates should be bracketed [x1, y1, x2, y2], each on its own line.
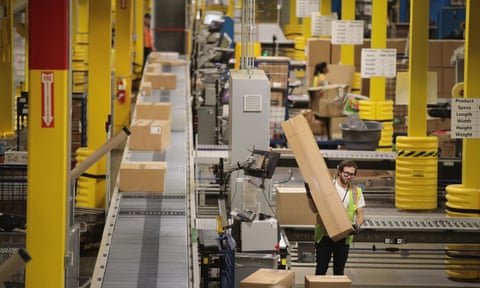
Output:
[91, 63, 192, 288]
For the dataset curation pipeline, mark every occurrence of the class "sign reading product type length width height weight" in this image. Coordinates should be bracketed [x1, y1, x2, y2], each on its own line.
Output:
[331, 20, 364, 45]
[451, 98, 480, 138]
[361, 49, 396, 78]
[41, 72, 55, 128]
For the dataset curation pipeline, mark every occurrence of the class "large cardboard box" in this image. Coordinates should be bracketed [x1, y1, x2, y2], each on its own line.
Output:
[306, 38, 331, 66]
[281, 115, 353, 241]
[442, 67, 456, 96]
[442, 40, 464, 67]
[143, 73, 176, 90]
[240, 268, 295, 288]
[129, 119, 171, 151]
[429, 40, 443, 68]
[136, 102, 172, 121]
[431, 132, 457, 158]
[145, 63, 161, 73]
[310, 96, 345, 117]
[119, 161, 167, 192]
[305, 275, 352, 288]
[276, 187, 317, 225]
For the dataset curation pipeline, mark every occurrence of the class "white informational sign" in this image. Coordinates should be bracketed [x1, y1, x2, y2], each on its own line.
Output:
[451, 98, 480, 139]
[360, 48, 397, 78]
[296, 0, 320, 18]
[311, 13, 337, 36]
[331, 20, 364, 45]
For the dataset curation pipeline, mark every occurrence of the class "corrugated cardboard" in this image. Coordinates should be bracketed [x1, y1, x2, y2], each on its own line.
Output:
[276, 187, 317, 225]
[281, 115, 353, 241]
[329, 117, 348, 139]
[305, 275, 352, 288]
[136, 102, 172, 121]
[240, 268, 295, 288]
[141, 82, 152, 96]
[119, 161, 167, 192]
[429, 40, 443, 68]
[145, 63, 161, 73]
[143, 73, 176, 90]
[129, 119, 171, 151]
[307, 38, 331, 66]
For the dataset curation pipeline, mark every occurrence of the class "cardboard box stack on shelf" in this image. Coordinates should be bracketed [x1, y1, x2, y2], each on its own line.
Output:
[257, 56, 290, 140]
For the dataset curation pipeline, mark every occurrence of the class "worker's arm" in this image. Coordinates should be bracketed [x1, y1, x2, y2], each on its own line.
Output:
[355, 207, 365, 226]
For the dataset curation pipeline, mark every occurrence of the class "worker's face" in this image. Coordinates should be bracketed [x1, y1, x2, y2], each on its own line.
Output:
[339, 166, 356, 186]
[144, 17, 151, 26]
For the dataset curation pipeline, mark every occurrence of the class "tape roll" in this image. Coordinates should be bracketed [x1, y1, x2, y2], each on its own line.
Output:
[451, 82, 464, 98]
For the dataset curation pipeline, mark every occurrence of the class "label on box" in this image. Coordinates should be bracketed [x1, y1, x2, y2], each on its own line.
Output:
[311, 13, 337, 36]
[272, 82, 282, 88]
[150, 127, 162, 134]
[451, 98, 480, 138]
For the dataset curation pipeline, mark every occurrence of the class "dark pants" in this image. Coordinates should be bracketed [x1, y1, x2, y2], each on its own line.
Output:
[315, 236, 349, 275]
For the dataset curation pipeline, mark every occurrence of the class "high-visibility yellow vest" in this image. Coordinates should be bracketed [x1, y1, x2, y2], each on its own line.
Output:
[314, 185, 362, 245]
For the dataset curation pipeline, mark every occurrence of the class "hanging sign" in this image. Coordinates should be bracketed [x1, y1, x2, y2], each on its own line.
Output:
[451, 98, 480, 138]
[331, 20, 364, 45]
[360, 48, 396, 78]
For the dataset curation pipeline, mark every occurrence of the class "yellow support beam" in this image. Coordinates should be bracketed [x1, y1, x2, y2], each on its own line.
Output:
[134, 0, 144, 74]
[0, 0, 14, 135]
[227, 0, 234, 17]
[78, 0, 112, 209]
[340, 0, 355, 65]
[369, 0, 387, 102]
[461, 0, 480, 188]
[289, 0, 297, 25]
[114, 0, 133, 133]
[26, 0, 70, 286]
[407, 0, 429, 137]
[320, 0, 331, 15]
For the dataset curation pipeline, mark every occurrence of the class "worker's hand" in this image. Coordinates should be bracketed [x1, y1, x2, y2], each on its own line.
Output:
[351, 224, 360, 235]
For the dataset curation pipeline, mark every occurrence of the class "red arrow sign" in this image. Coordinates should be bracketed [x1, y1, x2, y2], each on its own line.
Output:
[41, 72, 55, 128]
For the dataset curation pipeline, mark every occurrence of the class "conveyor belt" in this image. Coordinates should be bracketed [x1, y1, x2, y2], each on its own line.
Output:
[91, 63, 192, 287]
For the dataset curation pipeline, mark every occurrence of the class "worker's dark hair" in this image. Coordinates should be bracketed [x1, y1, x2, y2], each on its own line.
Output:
[337, 160, 358, 176]
[144, 13, 151, 19]
[314, 62, 328, 76]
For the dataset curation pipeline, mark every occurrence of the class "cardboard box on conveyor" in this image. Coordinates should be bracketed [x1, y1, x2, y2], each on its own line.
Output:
[119, 161, 167, 192]
[281, 114, 353, 241]
[143, 72, 176, 90]
[135, 102, 172, 121]
[305, 275, 352, 288]
[129, 119, 171, 151]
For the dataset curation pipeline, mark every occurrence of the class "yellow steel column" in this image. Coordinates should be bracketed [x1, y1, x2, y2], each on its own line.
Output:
[340, 0, 355, 66]
[114, 0, 133, 133]
[369, 0, 387, 102]
[289, 0, 297, 25]
[395, 0, 437, 210]
[445, 1, 480, 279]
[227, 0, 234, 17]
[0, 0, 14, 137]
[134, 0, 144, 74]
[359, 0, 393, 151]
[26, 0, 70, 286]
[76, 0, 112, 208]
